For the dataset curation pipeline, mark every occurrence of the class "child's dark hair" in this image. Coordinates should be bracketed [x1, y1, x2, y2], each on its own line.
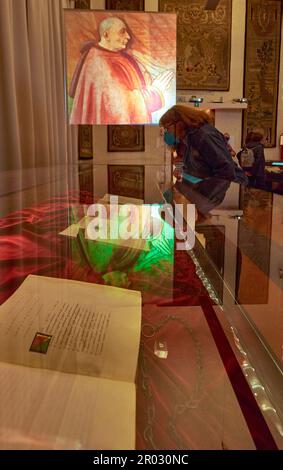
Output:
[245, 130, 264, 144]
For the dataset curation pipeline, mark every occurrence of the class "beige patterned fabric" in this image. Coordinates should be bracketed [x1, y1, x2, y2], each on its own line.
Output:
[243, 0, 282, 147]
[159, 0, 232, 90]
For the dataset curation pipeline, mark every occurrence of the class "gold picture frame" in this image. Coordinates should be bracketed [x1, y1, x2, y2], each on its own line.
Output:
[108, 125, 145, 152]
[106, 0, 144, 10]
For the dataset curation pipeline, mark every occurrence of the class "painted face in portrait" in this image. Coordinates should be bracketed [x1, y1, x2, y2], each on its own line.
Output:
[106, 20, 131, 51]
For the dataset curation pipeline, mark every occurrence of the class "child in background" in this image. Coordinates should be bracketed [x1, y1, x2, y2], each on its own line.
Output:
[237, 130, 266, 189]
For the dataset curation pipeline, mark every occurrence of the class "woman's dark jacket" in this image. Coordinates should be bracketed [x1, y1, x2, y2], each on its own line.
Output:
[180, 123, 247, 184]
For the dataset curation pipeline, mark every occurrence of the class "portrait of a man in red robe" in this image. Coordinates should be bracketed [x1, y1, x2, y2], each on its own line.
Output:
[64, 11, 176, 125]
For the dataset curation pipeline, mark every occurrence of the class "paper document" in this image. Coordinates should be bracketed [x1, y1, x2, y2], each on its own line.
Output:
[0, 275, 141, 449]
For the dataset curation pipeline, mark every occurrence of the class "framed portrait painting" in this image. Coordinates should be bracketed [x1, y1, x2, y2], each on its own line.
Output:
[108, 125, 145, 152]
[64, 10, 176, 124]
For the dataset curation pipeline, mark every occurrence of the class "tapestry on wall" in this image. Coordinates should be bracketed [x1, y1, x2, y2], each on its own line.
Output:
[159, 0, 232, 90]
[243, 0, 282, 147]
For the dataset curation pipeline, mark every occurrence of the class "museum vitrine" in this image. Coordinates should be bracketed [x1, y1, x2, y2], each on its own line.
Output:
[0, 162, 282, 450]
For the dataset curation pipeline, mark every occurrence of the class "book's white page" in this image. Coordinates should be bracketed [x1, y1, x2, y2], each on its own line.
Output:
[0, 275, 141, 383]
[98, 194, 144, 204]
[84, 217, 150, 251]
[60, 208, 151, 251]
[0, 362, 135, 450]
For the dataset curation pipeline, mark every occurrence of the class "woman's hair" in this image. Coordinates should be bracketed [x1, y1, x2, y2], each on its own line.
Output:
[159, 104, 212, 129]
[245, 129, 265, 144]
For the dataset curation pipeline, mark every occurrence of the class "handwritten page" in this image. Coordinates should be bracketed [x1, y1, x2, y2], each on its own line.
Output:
[0, 275, 141, 383]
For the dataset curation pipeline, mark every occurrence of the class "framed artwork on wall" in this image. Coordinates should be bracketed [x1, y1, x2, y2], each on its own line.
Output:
[108, 165, 144, 199]
[78, 125, 93, 159]
[106, 0, 144, 10]
[108, 125, 145, 152]
[159, 0, 232, 90]
[74, 0, 90, 8]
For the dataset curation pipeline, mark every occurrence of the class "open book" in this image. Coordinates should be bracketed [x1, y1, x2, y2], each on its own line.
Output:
[59, 194, 149, 251]
[0, 275, 141, 450]
[98, 194, 144, 205]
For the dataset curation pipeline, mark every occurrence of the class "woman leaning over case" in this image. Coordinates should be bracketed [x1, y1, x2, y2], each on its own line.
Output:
[159, 104, 247, 184]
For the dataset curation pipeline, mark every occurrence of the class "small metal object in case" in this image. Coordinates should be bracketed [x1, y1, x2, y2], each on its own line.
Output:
[154, 340, 168, 359]
[189, 96, 204, 107]
[233, 97, 248, 103]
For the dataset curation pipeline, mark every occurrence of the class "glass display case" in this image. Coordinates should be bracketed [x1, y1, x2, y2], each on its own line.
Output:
[0, 163, 282, 450]
[265, 161, 283, 194]
[159, 178, 283, 450]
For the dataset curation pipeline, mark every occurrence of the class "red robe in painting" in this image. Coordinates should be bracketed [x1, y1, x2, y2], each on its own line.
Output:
[69, 44, 163, 125]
